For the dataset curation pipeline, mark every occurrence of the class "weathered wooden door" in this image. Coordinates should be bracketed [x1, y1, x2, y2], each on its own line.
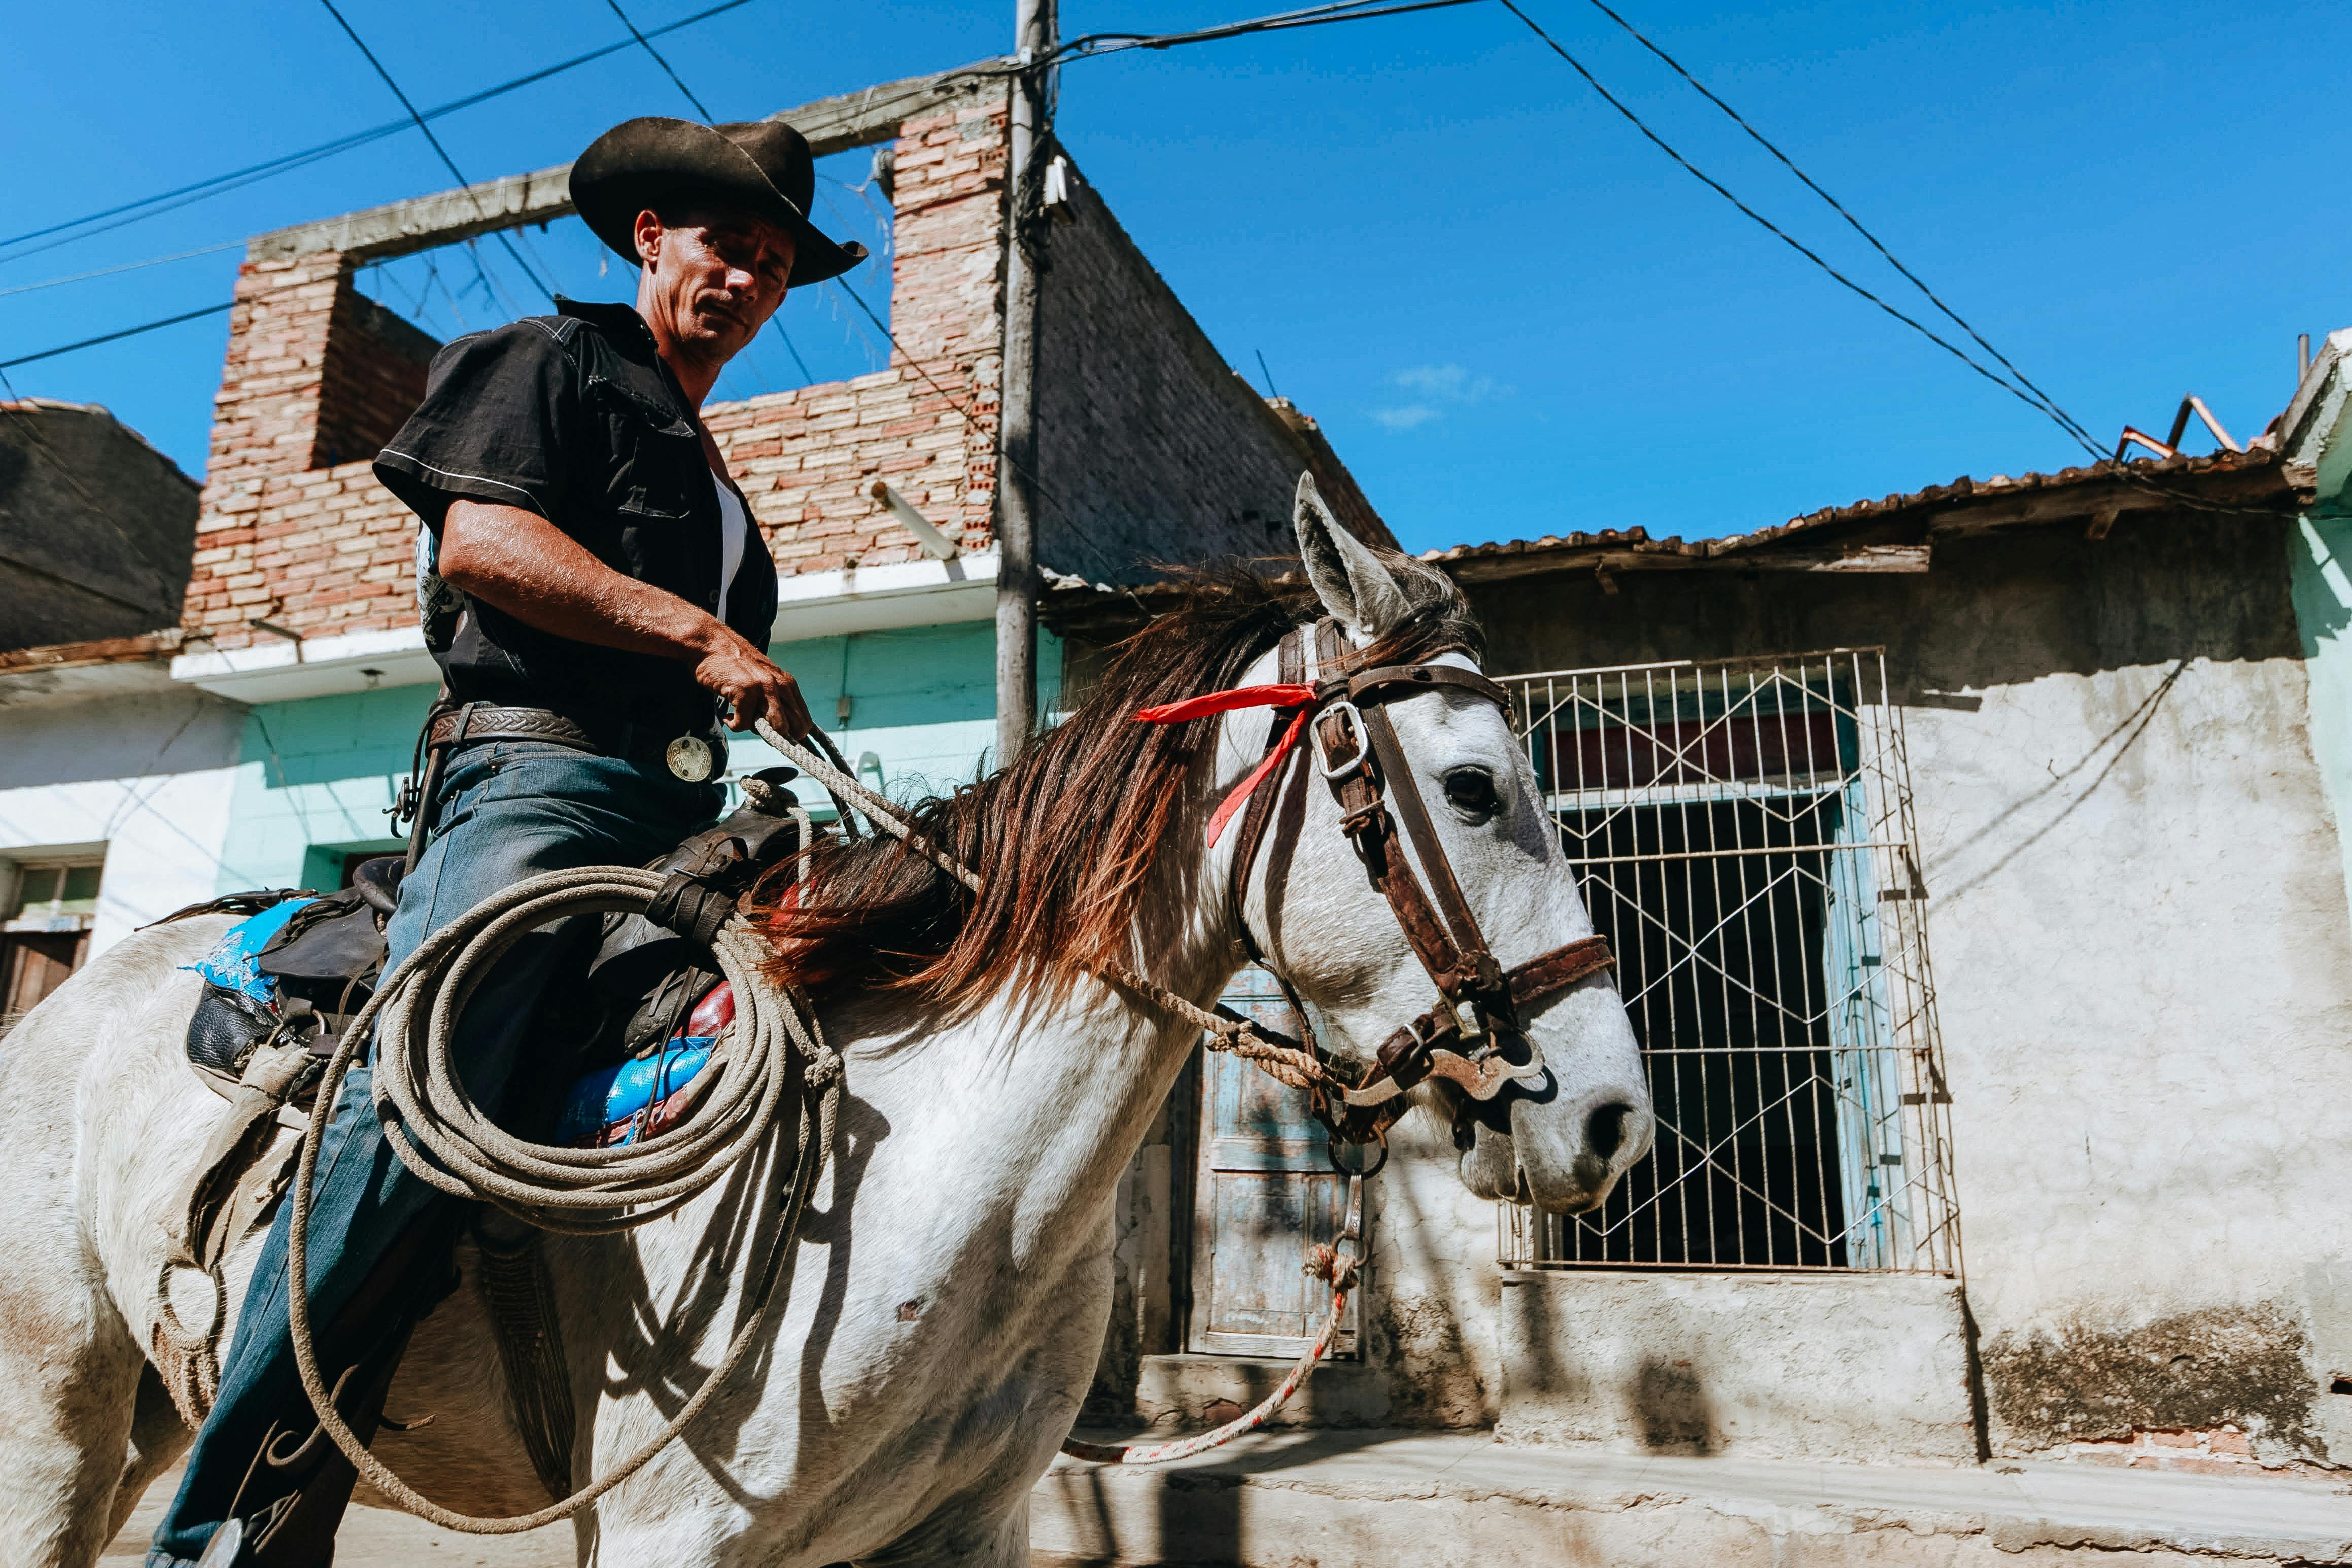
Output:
[1187, 968, 1360, 1357]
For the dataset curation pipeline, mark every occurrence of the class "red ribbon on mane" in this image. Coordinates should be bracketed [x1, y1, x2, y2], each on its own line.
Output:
[1133, 683, 1318, 847]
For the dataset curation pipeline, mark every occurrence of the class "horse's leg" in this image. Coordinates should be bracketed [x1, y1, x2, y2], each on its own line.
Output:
[106, 1364, 195, 1543]
[0, 1256, 149, 1567]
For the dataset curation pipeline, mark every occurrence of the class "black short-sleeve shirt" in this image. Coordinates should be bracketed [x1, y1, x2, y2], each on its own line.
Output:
[373, 298, 777, 728]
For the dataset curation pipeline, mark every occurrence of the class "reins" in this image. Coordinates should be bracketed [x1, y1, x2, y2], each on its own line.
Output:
[1129, 616, 1618, 1151]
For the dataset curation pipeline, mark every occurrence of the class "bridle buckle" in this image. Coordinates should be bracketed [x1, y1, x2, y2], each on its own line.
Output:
[1312, 700, 1370, 782]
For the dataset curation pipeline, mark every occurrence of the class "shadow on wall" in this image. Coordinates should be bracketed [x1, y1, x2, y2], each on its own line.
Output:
[1930, 656, 2186, 908]
[1503, 1275, 1722, 1453]
[1631, 1355, 1720, 1454]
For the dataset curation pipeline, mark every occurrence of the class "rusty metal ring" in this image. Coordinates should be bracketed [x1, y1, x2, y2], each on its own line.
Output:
[1327, 1126, 1389, 1179]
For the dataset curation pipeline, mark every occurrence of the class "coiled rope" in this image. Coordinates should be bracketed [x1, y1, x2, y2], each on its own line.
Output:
[285, 865, 840, 1533]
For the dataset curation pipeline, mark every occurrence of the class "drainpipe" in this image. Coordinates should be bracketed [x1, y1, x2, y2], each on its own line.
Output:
[995, 0, 1055, 764]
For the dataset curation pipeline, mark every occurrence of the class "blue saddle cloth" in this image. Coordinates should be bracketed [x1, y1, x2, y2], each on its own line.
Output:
[186, 898, 317, 1008]
[185, 903, 720, 1147]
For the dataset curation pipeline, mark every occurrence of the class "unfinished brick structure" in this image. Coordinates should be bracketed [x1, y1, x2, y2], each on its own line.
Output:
[180, 71, 1386, 655]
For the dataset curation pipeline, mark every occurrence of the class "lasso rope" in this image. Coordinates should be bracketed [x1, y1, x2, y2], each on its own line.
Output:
[284, 866, 840, 1533]
[258, 714, 1361, 1529]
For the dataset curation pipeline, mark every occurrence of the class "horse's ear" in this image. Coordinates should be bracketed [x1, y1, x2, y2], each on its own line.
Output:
[1294, 472, 1410, 642]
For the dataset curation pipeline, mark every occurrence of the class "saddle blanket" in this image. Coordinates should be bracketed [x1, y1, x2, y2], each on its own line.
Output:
[184, 908, 729, 1150]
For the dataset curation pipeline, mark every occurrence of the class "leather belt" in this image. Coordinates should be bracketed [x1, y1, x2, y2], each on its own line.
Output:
[427, 703, 729, 782]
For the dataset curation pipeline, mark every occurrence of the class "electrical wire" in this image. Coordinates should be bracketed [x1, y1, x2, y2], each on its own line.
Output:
[313, 0, 556, 305]
[607, 17, 1129, 577]
[1495, 0, 2068, 441]
[1509, 0, 2278, 514]
[0, 240, 245, 300]
[1572, 0, 2099, 454]
[770, 321, 817, 385]
[947, 0, 1485, 74]
[0, 302, 232, 370]
[0, 0, 765, 267]
[604, 0, 716, 120]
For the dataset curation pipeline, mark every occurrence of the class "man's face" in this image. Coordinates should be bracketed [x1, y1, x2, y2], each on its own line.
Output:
[633, 204, 797, 364]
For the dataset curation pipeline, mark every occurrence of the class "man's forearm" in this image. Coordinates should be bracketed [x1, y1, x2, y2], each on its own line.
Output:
[434, 498, 811, 737]
[437, 499, 722, 661]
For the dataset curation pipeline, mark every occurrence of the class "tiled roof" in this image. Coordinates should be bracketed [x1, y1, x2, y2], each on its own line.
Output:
[1422, 447, 2305, 576]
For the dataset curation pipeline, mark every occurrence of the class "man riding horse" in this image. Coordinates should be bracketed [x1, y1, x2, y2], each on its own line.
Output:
[149, 117, 861, 1568]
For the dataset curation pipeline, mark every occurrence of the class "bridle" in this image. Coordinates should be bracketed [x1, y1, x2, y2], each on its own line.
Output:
[1135, 617, 1616, 1161]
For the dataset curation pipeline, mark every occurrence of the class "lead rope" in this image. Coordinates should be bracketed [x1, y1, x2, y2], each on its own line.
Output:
[1059, 1175, 1363, 1465]
[748, 719, 1365, 1465]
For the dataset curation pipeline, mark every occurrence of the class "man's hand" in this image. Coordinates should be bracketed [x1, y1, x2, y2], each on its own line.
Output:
[690, 623, 813, 739]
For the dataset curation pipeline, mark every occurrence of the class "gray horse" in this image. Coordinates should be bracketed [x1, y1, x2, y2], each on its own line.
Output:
[0, 504, 1650, 1567]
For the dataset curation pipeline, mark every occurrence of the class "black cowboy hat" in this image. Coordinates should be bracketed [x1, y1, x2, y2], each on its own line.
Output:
[571, 117, 868, 287]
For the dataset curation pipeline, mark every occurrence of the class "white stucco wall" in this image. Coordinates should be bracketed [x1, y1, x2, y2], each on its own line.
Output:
[0, 677, 248, 954]
[1414, 510, 2352, 1466]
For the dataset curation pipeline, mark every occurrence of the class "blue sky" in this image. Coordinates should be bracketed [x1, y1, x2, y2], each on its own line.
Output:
[4, 1, 2346, 555]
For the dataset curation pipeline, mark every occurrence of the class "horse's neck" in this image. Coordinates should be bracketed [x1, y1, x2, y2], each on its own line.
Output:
[842, 817, 1239, 1252]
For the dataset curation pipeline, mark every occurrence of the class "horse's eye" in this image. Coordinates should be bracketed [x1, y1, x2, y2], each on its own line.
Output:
[1442, 767, 1498, 818]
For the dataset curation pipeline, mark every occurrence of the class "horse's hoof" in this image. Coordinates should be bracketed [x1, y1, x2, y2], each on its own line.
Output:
[193, 1517, 245, 1568]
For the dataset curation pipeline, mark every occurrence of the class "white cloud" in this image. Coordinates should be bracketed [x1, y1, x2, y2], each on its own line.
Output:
[1370, 363, 1510, 431]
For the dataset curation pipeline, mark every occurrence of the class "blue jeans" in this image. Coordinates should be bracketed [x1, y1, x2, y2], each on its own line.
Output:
[149, 740, 720, 1565]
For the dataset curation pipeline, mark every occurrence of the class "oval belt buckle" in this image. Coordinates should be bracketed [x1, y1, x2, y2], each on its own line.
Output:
[665, 734, 715, 783]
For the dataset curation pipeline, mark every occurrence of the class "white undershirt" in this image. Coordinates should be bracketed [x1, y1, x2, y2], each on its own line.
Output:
[711, 466, 748, 622]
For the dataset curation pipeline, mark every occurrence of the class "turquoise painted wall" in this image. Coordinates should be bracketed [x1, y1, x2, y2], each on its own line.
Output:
[215, 621, 1053, 893]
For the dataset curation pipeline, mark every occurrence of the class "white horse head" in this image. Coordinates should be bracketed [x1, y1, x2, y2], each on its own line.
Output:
[1218, 482, 1655, 1214]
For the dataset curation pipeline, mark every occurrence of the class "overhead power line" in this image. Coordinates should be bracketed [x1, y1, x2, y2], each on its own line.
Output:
[604, 0, 717, 120]
[1571, 0, 2100, 456]
[0, 302, 233, 370]
[941, 0, 1483, 77]
[0, 0, 760, 267]
[0, 239, 245, 299]
[1494, 0, 2090, 453]
[1509, 0, 2275, 514]
[314, 0, 556, 304]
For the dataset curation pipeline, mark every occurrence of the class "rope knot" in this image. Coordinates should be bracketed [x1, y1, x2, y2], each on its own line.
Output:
[1304, 1243, 1360, 1293]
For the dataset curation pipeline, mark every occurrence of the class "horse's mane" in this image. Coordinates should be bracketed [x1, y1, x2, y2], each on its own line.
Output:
[749, 553, 1479, 1015]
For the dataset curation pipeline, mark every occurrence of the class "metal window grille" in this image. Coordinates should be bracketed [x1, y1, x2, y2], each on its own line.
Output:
[1496, 649, 1959, 1275]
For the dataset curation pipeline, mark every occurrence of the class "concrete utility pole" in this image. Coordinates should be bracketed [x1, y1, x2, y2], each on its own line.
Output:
[995, 0, 1055, 764]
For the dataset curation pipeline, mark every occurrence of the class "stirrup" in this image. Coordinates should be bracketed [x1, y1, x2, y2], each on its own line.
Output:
[192, 1517, 246, 1568]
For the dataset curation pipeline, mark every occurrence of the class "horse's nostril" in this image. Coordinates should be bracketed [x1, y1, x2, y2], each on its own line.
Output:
[1586, 1101, 1637, 1163]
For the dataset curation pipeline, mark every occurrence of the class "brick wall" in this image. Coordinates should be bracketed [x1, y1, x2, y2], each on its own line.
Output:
[184, 89, 1014, 650]
[707, 91, 1010, 574]
[184, 254, 437, 647]
[1032, 167, 1394, 584]
[179, 83, 1391, 652]
[315, 292, 436, 470]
